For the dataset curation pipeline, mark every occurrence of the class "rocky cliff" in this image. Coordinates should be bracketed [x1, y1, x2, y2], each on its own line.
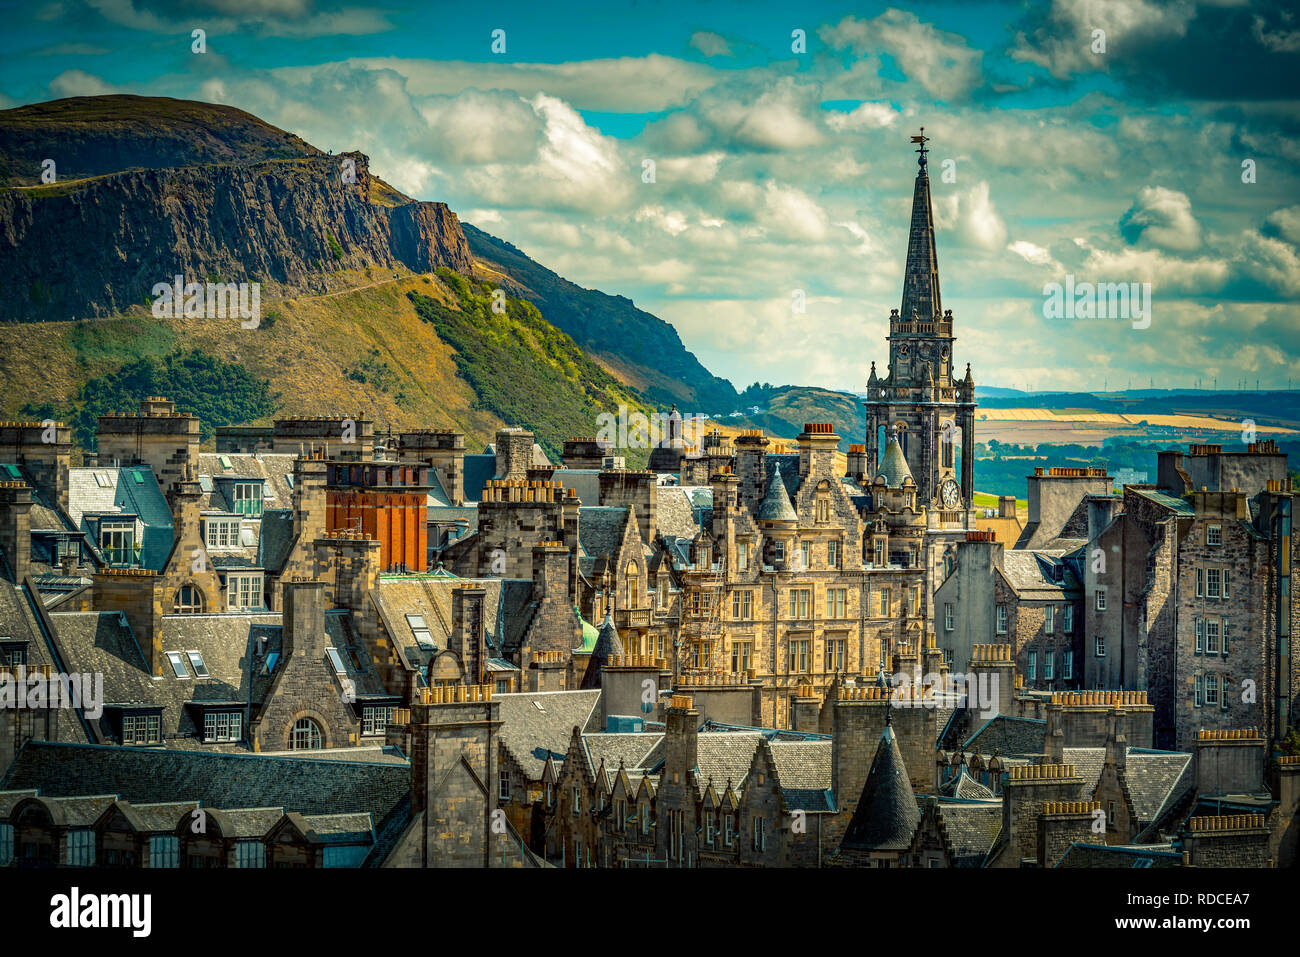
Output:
[0, 150, 472, 321]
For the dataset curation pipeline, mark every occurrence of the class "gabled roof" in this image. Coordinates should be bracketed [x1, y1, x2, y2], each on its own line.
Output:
[67, 466, 173, 570]
[840, 723, 920, 851]
[495, 690, 602, 780]
[940, 767, 994, 800]
[963, 714, 1046, 759]
[767, 739, 834, 811]
[933, 799, 1002, 865]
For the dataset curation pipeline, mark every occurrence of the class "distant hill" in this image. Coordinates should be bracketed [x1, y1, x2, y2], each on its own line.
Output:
[0, 94, 735, 445]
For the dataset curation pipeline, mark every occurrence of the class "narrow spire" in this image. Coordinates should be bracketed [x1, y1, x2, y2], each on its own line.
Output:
[900, 128, 941, 322]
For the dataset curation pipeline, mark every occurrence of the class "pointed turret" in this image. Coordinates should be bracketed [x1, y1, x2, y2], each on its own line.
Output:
[900, 130, 941, 322]
[839, 718, 921, 853]
[877, 437, 913, 489]
[580, 608, 623, 689]
[757, 463, 797, 523]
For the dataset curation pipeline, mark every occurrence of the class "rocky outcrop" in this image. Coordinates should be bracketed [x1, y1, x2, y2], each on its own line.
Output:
[0, 151, 472, 321]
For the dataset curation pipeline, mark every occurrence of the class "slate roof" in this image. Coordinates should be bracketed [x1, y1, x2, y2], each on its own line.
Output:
[763, 456, 800, 499]
[935, 799, 1003, 865]
[1065, 747, 1194, 825]
[0, 463, 73, 533]
[583, 733, 665, 782]
[963, 715, 1047, 759]
[196, 453, 295, 512]
[877, 438, 913, 488]
[297, 812, 374, 844]
[578, 506, 630, 575]
[461, 454, 496, 503]
[1055, 843, 1183, 868]
[693, 732, 765, 796]
[767, 739, 834, 811]
[840, 724, 920, 851]
[67, 466, 173, 570]
[1000, 550, 1082, 599]
[657, 486, 707, 540]
[940, 768, 995, 800]
[1128, 488, 1195, 516]
[1, 741, 410, 829]
[207, 806, 286, 838]
[545, 468, 601, 507]
[757, 464, 797, 522]
[257, 508, 295, 573]
[496, 690, 602, 779]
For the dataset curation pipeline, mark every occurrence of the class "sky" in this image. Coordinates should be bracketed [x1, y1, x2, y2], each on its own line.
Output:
[3, 0, 1299, 395]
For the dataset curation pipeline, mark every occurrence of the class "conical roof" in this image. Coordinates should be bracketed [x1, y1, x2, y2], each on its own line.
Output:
[758, 463, 798, 522]
[877, 437, 913, 488]
[580, 609, 623, 689]
[572, 605, 600, 654]
[840, 722, 921, 852]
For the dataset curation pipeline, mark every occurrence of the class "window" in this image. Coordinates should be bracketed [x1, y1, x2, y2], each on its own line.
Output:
[1194, 673, 1203, 707]
[827, 588, 847, 619]
[1095, 591, 1106, 611]
[495, 679, 511, 694]
[640, 803, 650, 835]
[0, 643, 23, 666]
[1223, 569, 1230, 599]
[789, 640, 810, 674]
[705, 811, 716, 846]
[326, 647, 347, 675]
[0, 823, 12, 867]
[1095, 636, 1106, 658]
[1196, 568, 1204, 598]
[232, 482, 264, 517]
[944, 603, 954, 631]
[150, 836, 180, 868]
[234, 841, 266, 868]
[186, 650, 209, 678]
[724, 813, 734, 846]
[1195, 617, 1205, 654]
[227, 573, 264, 610]
[825, 638, 846, 672]
[406, 614, 435, 649]
[66, 829, 95, 867]
[1044, 651, 1054, 680]
[1206, 568, 1221, 599]
[1064, 606, 1074, 634]
[878, 589, 890, 617]
[752, 815, 766, 852]
[738, 541, 749, 572]
[799, 541, 811, 571]
[173, 585, 204, 615]
[615, 800, 627, 832]
[100, 522, 135, 566]
[1027, 650, 1037, 681]
[93, 471, 112, 488]
[1205, 619, 1220, 655]
[290, 717, 323, 750]
[1045, 606, 1055, 635]
[625, 562, 640, 610]
[816, 498, 830, 523]
[874, 541, 884, 566]
[205, 517, 240, 549]
[1207, 525, 1222, 546]
[204, 711, 241, 743]
[996, 604, 1007, 634]
[773, 541, 785, 563]
[572, 786, 581, 815]
[788, 589, 811, 619]
[731, 641, 752, 674]
[362, 706, 394, 736]
[1205, 673, 1219, 706]
[827, 541, 839, 568]
[165, 651, 189, 678]
[910, 587, 921, 616]
[732, 590, 753, 620]
[1064, 650, 1074, 679]
[499, 769, 511, 801]
[1222, 619, 1230, 656]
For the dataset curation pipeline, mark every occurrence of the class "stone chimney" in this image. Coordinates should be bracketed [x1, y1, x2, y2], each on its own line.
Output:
[0, 482, 33, 584]
[968, 643, 1015, 718]
[732, 431, 769, 507]
[0, 421, 72, 514]
[1194, 728, 1266, 796]
[395, 430, 465, 504]
[528, 651, 567, 692]
[791, 684, 821, 733]
[797, 423, 840, 482]
[1273, 755, 1300, 868]
[1037, 800, 1103, 866]
[1181, 813, 1272, 868]
[998, 495, 1017, 519]
[494, 428, 536, 481]
[563, 437, 607, 470]
[846, 444, 869, 484]
[282, 581, 327, 660]
[96, 397, 200, 505]
[598, 469, 658, 547]
[599, 654, 665, 729]
[451, 586, 488, 685]
[663, 694, 700, 785]
[993, 763, 1085, 867]
[527, 541, 580, 660]
[829, 684, 890, 844]
[92, 569, 163, 676]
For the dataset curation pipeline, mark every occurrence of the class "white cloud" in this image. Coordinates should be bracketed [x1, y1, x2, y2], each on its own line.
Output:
[690, 31, 732, 57]
[1120, 186, 1201, 251]
[825, 101, 898, 132]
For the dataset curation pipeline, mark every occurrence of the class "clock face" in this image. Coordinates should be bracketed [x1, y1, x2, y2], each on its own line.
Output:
[940, 479, 961, 508]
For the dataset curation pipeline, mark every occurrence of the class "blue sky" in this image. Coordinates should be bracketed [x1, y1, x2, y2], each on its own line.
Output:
[3, 0, 1299, 394]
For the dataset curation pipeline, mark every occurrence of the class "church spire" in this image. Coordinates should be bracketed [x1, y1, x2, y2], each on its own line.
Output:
[900, 129, 941, 322]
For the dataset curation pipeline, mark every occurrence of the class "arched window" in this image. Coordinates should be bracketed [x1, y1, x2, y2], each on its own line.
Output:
[172, 585, 204, 614]
[290, 717, 323, 750]
[625, 562, 640, 610]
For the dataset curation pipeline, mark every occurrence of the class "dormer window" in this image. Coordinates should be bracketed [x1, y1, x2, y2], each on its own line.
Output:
[232, 482, 264, 517]
[205, 517, 241, 549]
[100, 522, 136, 567]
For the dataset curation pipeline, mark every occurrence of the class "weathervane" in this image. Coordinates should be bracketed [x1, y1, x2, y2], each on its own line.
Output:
[911, 127, 929, 168]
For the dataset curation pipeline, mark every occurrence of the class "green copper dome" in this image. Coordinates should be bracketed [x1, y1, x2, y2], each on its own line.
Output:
[572, 605, 600, 654]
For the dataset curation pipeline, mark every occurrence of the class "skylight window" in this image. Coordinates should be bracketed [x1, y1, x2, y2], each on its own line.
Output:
[326, 647, 347, 675]
[4, 465, 20, 479]
[165, 651, 189, 679]
[132, 470, 145, 485]
[93, 471, 112, 488]
[186, 650, 209, 678]
[219, 455, 233, 470]
[263, 651, 280, 675]
[406, 614, 434, 648]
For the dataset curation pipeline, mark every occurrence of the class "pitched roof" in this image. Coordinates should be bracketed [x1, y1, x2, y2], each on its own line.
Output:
[963, 714, 1047, 759]
[1054, 842, 1183, 868]
[196, 453, 295, 512]
[767, 739, 834, 811]
[67, 466, 173, 570]
[580, 611, 623, 689]
[495, 690, 602, 779]
[935, 799, 1003, 865]
[840, 723, 920, 851]
[940, 767, 995, 800]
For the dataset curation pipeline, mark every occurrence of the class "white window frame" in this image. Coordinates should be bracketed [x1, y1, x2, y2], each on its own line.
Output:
[944, 603, 954, 632]
[1044, 606, 1055, 635]
[1207, 525, 1222, 546]
[1095, 591, 1106, 612]
[203, 710, 241, 743]
[996, 604, 1007, 634]
[1095, 636, 1106, 658]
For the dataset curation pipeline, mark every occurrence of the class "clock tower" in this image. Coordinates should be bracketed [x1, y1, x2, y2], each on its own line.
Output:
[865, 130, 976, 517]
